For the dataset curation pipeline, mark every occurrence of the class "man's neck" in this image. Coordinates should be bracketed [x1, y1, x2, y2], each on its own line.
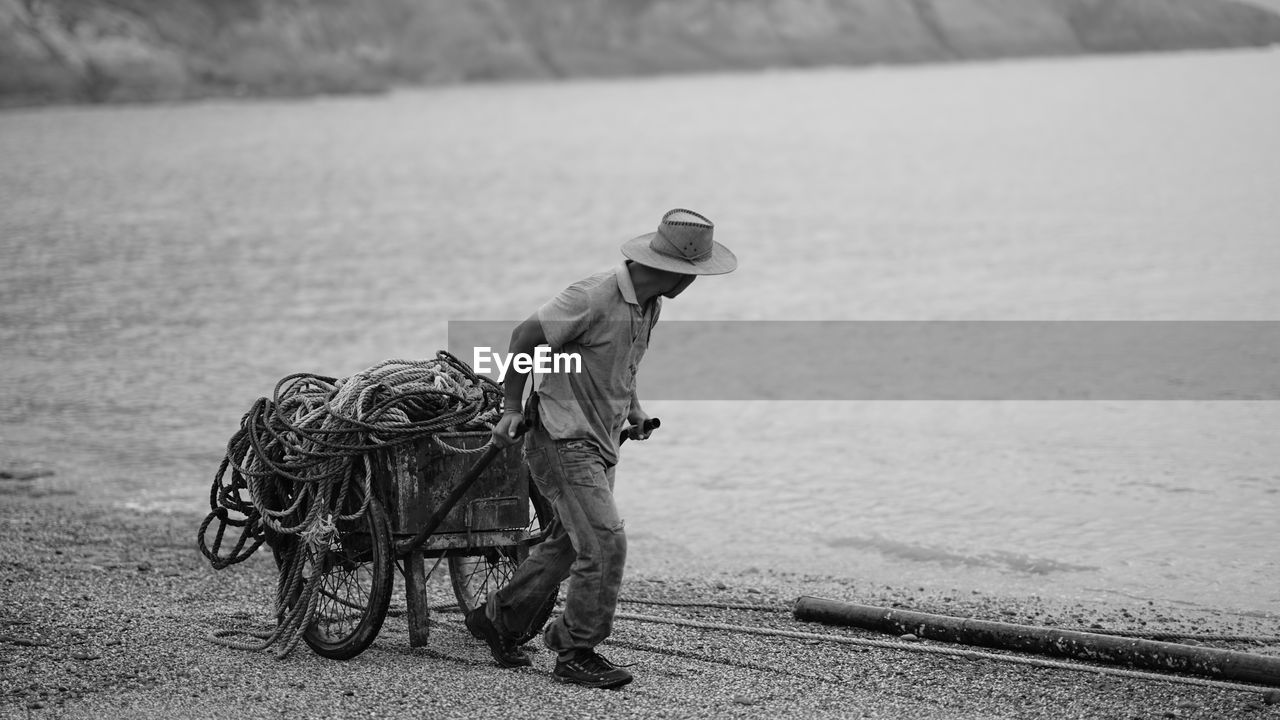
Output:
[626, 261, 663, 306]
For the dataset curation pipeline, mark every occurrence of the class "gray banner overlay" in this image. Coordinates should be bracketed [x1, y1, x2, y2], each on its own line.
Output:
[448, 321, 1280, 400]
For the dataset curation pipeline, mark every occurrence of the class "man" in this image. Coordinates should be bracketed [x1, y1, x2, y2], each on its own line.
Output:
[466, 208, 737, 689]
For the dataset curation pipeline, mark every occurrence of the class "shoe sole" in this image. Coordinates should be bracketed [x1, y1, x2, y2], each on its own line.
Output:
[552, 673, 633, 690]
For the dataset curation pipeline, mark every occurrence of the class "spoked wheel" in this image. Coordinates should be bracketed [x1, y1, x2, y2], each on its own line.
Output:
[448, 478, 559, 644]
[300, 489, 394, 660]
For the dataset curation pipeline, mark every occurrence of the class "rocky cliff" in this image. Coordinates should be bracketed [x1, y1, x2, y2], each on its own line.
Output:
[3, 0, 1279, 107]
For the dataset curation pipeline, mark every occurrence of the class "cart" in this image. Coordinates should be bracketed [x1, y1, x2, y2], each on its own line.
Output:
[272, 429, 557, 660]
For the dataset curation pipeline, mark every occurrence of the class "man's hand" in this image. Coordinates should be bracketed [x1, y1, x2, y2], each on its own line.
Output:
[624, 410, 656, 441]
[492, 411, 525, 448]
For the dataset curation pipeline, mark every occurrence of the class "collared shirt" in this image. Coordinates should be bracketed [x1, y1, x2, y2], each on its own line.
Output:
[535, 262, 661, 465]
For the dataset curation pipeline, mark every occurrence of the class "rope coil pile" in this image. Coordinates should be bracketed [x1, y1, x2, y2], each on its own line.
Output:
[197, 350, 502, 657]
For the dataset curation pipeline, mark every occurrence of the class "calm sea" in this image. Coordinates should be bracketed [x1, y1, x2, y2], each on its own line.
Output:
[2, 49, 1277, 615]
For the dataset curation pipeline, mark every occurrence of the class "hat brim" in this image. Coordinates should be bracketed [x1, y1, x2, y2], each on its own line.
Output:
[620, 233, 738, 275]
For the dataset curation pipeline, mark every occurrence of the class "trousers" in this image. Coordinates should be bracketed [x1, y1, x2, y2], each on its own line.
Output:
[486, 421, 626, 657]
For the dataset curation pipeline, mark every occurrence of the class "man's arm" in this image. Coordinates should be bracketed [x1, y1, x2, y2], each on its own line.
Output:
[625, 386, 654, 441]
[491, 312, 548, 447]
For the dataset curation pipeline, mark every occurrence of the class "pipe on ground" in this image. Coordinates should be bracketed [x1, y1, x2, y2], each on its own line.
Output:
[793, 595, 1280, 687]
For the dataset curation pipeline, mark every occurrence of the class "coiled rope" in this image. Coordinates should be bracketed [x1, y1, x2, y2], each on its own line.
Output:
[197, 351, 502, 658]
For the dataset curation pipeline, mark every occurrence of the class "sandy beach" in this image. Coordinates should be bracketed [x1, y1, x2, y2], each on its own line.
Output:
[2, 478, 1278, 720]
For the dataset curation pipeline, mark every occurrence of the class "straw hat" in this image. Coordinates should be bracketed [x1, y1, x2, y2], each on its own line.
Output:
[621, 209, 738, 275]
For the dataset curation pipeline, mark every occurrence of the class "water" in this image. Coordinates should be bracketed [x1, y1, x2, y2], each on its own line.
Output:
[2, 49, 1278, 615]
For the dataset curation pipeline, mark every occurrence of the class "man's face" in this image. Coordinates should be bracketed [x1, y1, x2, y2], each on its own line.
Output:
[661, 272, 696, 299]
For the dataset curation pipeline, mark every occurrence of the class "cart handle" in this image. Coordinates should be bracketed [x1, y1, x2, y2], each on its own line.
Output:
[619, 417, 660, 445]
[394, 418, 532, 557]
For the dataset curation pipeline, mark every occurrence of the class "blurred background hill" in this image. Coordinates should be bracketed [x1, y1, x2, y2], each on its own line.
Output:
[2, 0, 1279, 107]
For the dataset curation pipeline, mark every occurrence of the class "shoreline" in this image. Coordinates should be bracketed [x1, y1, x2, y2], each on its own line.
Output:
[2, 44, 1278, 114]
[2, 492, 1278, 718]
[5, 0, 1280, 112]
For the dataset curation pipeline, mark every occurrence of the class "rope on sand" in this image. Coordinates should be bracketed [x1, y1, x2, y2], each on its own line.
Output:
[614, 611, 1280, 697]
[196, 351, 501, 658]
[419, 598, 1278, 699]
[617, 596, 1280, 643]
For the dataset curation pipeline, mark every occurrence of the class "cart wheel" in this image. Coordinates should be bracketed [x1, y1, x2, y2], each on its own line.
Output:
[301, 491, 394, 660]
[448, 478, 558, 644]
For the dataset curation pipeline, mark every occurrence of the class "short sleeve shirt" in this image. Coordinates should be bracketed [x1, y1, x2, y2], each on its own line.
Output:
[536, 263, 660, 465]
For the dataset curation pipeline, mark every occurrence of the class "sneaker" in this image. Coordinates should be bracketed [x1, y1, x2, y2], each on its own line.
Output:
[465, 604, 531, 668]
[553, 649, 633, 689]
